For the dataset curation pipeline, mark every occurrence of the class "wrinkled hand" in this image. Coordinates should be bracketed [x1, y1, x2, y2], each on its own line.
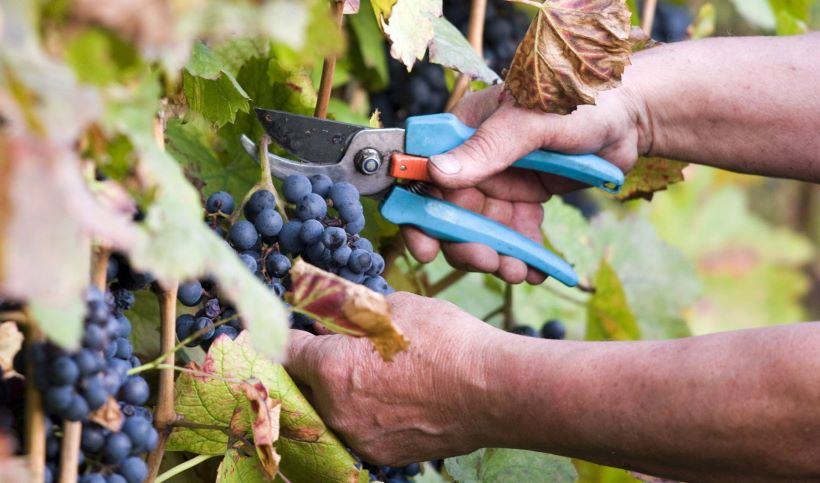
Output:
[403, 83, 646, 284]
[284, 292, 503, 465]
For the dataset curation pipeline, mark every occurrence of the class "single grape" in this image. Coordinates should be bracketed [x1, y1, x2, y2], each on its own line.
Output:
[81, 375, 108, 410]
[49, 356, 80, 386]
[332, 245, 352, 266]
[44, 385, 74, 413]
[109, 358, 131, 380]
[205, 191, 235, 215]
[353, 237, 373, 252]
[103, 338, 118, 360]
[283, 174, 313, 203]
[213, 325, 239, 341]
[330, 182, 360, 207]
[176, 314, 195, 342]
[540, 319, 566, 340]
[265, 253, 292, 278]
[194, 317, 216, 341]
[310, 174, 333, 197]
[81, 425, 108, 453]
[278, 221, 304, 255]
[335, 200, 363, 223]
[64, 393, 90, 421]
[322, 227, 347, 249]
[75, 349, 104, 375]
[348, 249, 373, 273]
[118, 376, 150, 405]
[100, 368, 123, 395]
[102, 432, 133, 463]
[122, 416, 153, 451]
[338, 267, 365, 284]
[129, 355, 141, 368]
[115, 315, 132, 338]
[366, 253, 385, 276]
[119, 456, 148, 483]
[510, 325, 537, 337]
[300, 219, 324, 244]
[114, 337, 133, 360]
[303, 241, 326, 264]
[243, 190, 276, 222]
[178, 280, 203, 307]
[254, 208, 284, 237]
[238, 253, 258, 273]
[296, 193, 328, 220]
[82, 324, 107, 350]
[363, 276, 390, 294]
[345, 214, 366, 235]
[229, 221, 259, 251]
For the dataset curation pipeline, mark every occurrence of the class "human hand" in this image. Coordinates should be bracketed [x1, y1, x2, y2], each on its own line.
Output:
[284, 292, 507, 465]
[403, 82, 647, 284]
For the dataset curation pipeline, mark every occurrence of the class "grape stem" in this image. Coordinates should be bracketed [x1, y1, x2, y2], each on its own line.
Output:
[154, 454, 219, 483]
[231, 135, 289, 225]
[23, 322, 46, 482]
[427, 269, 467, 297]
[314, 0, 345, 119]
[501, 283, 515, 330]
[445, 0, 488, 111]
[145, 281, 180, 482]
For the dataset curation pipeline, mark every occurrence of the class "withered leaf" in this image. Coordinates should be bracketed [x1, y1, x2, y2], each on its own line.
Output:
[89, 397, 124, 432]
[237, 380, 281, 479]
[288, 260, 409, 361]
[617, 157, 688, 201]
[506, 0, 633, 114]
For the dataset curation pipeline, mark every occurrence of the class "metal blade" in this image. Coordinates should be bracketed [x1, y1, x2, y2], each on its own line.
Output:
[240, 126, 406, 199]
[254, 108, 364, 165]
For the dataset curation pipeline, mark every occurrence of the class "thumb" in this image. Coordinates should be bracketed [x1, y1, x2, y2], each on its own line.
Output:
[428, 104, 546, 190]
[284, 329, 318, 386]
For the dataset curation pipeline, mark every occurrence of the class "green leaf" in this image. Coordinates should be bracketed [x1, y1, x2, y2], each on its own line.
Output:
[168, 333, 365, 483]
[183, 42, 251, 127]
[217, 449, 269, 483]
[542, 197, 598, 285]
[349, 0, 390, 89]
[616, 157, 688, 202]
[64, 27, 143, 85]
[730, 0, 776, 29]
[428, 17, 500, 84]
[586, 259, 640, 341]
[445, 449, 577, 483]
[211, 37, 272, 77]
[769, 0, 811, 34]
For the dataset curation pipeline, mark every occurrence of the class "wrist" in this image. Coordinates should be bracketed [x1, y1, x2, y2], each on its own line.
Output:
[620, 50, 660, 158]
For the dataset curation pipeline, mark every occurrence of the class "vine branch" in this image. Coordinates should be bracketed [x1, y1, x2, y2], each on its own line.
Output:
[314, 0, 346, 119]
[501, 283, 514, 330]
[23, 323, 46, 482]
[445, 0, 487, 111]
[641, 0, 659, 35]
[427, 269, 467, 297]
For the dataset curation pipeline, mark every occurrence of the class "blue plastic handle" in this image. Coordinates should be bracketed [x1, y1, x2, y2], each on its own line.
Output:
[380, 187, 579, 287]
[405, 113, 624, 193]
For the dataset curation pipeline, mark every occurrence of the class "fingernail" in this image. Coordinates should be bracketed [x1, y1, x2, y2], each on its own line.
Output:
[429, 154, 461, 175]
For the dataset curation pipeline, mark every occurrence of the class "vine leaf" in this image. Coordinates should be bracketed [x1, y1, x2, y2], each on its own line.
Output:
[616, 157, 688, 201]
[216, 448, 269, 483]
[378, 0, 442, 68]
[586, 259, 640, 341]
[445, 448, 577, 482]
[167, 332, 365, 483]
[428, 17, 501, 84]
[183, 42, 251, 128]
[505, 0, 633, 114]
[289, 260, 409, 361]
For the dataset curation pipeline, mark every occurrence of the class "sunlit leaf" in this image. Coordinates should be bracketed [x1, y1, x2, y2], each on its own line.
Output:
[429, 17, 501, 84]
[216, 449, 270, 483]
[587, 259, 640, 341]
[616, 157, 688, 201]
[289, 260, 409, 361]
[445, 448, 577, 483]
[380, 0, 442, 68]
[506, 0, 633, 114]
[183, 42, 251, 128]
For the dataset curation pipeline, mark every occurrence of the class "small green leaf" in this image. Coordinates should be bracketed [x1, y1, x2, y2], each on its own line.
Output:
[445, 448, 577, 483]
[616, 157, 688, 202]
[587, 259, 640, 341]
[183, 42, 251, 127]
[211, 37, 271, 77]
[428, 17, 500, 84]
[64, 27, 143, 85]
[542, 197, 598, 285]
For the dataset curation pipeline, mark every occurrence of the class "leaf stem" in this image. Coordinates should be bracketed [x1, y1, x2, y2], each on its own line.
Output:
[445, 0, 488, 111]
[427, 269, 467, 297]
[155, 454, 220, 483]
[169, 420, 231, 433]
[542, 283, 589, 307]
[314, 0, 346, 119]
[145, 282, 180, 482]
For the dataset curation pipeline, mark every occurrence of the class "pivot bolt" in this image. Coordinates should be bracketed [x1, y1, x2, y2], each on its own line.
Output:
[355, 148, 381, 175]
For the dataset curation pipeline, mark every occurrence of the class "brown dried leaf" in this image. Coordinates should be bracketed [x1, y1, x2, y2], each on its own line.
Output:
[238, 380, 281, 478]
[505, 0, 633, 114]
[288, 260, 409, 361]
[89, 397, 124, 431]
[616, 157, 688, 201]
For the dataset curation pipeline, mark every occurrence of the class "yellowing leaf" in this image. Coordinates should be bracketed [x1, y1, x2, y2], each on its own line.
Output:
[506, 0, 633, 114]
[586, 259, 640, 341]
[289, 260, 409, 361]
[381, 0, 442, 68]
[238, 381, 281, 479]
[616, 157, 688, 201]
[371, 0, 399, 28]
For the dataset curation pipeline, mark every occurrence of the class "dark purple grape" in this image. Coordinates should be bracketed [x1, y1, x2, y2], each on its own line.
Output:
[322, 227, 347, 249]
[178, 280, 203, 307]
[283, 175, 313, 203]
[243, 190, 276, 222]
[296, 193, 327, 220]
[300, 219, 324, 244]
[229, 221, 259, 251]
[310, 174, 333, 197]
[254, 208, 283, 237]
[119, 456, 148, 483]
[540, 319, 566, 340]
[278, 221, 304, 255]
[118, 376, 150, 406]
[265, 253, 292, 278]
[102, 432, 132, 463]
[206, 191, 235, 215]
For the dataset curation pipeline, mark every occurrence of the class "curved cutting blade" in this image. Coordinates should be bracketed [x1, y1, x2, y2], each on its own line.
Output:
[254, 108, 363, 165]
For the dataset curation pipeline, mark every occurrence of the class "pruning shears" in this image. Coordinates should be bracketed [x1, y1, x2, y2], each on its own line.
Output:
[242, 108, 624, 287]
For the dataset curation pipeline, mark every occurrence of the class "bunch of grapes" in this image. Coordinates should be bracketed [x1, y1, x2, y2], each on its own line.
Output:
[175, 175, 392, 350]
[362, 462, 422, 483]
[15, 285, 154, 483]
[510, 319, 567, 340]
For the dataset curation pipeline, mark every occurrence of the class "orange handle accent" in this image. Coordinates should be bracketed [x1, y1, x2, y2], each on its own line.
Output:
[389, 153, 432, 182]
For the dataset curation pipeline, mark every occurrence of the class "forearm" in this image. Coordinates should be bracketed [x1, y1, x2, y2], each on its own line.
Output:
[627, 34, 820, 182]
[477, 324, 820, 481]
